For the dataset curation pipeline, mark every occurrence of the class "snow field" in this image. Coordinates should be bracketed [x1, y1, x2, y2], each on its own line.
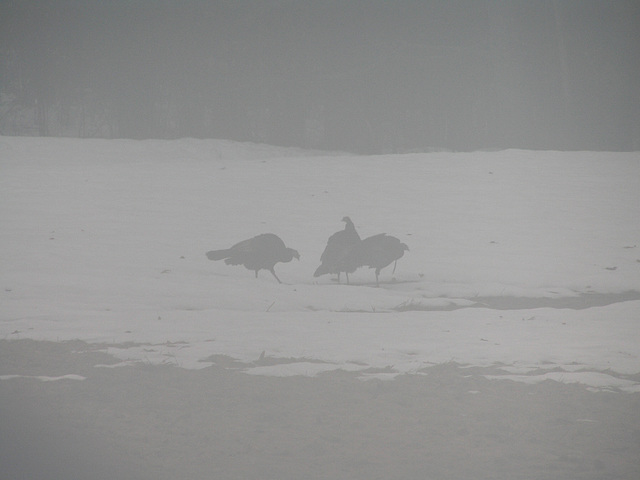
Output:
[1, 136, 639, 391]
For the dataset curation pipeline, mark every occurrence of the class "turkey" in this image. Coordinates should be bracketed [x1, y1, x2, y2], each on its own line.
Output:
[344, 233, 408, 286]
[314, 216, 361, 284]
[206, 233, 299, 283]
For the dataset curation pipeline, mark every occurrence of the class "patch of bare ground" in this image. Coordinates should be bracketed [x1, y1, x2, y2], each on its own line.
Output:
[393, 290, 640, 312]
[1, 339, 639, 480]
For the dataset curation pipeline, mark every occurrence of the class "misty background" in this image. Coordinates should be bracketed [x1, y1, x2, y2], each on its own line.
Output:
[1, 0, 639, 153]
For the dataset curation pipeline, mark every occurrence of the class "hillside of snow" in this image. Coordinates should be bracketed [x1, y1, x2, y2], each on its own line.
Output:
[1, 136, 639, 391]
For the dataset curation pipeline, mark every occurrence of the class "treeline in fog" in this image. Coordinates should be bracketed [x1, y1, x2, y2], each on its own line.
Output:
[1, 0, 638, 152]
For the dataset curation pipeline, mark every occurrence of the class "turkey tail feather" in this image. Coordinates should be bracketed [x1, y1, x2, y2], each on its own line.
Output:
[206, 249, 230, 261]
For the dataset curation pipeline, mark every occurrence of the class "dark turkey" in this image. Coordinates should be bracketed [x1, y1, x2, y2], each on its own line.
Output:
[206, 233, 299, 283]
[345, 233, 408, 286]
[314, 216, 361, 284]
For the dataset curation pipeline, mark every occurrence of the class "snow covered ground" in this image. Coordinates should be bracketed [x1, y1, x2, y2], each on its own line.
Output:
[1, 136, 639, 392]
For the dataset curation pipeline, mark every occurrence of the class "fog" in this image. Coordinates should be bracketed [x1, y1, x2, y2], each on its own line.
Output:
[2, 3, 640, 478]
[1, 0, 639, 152]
